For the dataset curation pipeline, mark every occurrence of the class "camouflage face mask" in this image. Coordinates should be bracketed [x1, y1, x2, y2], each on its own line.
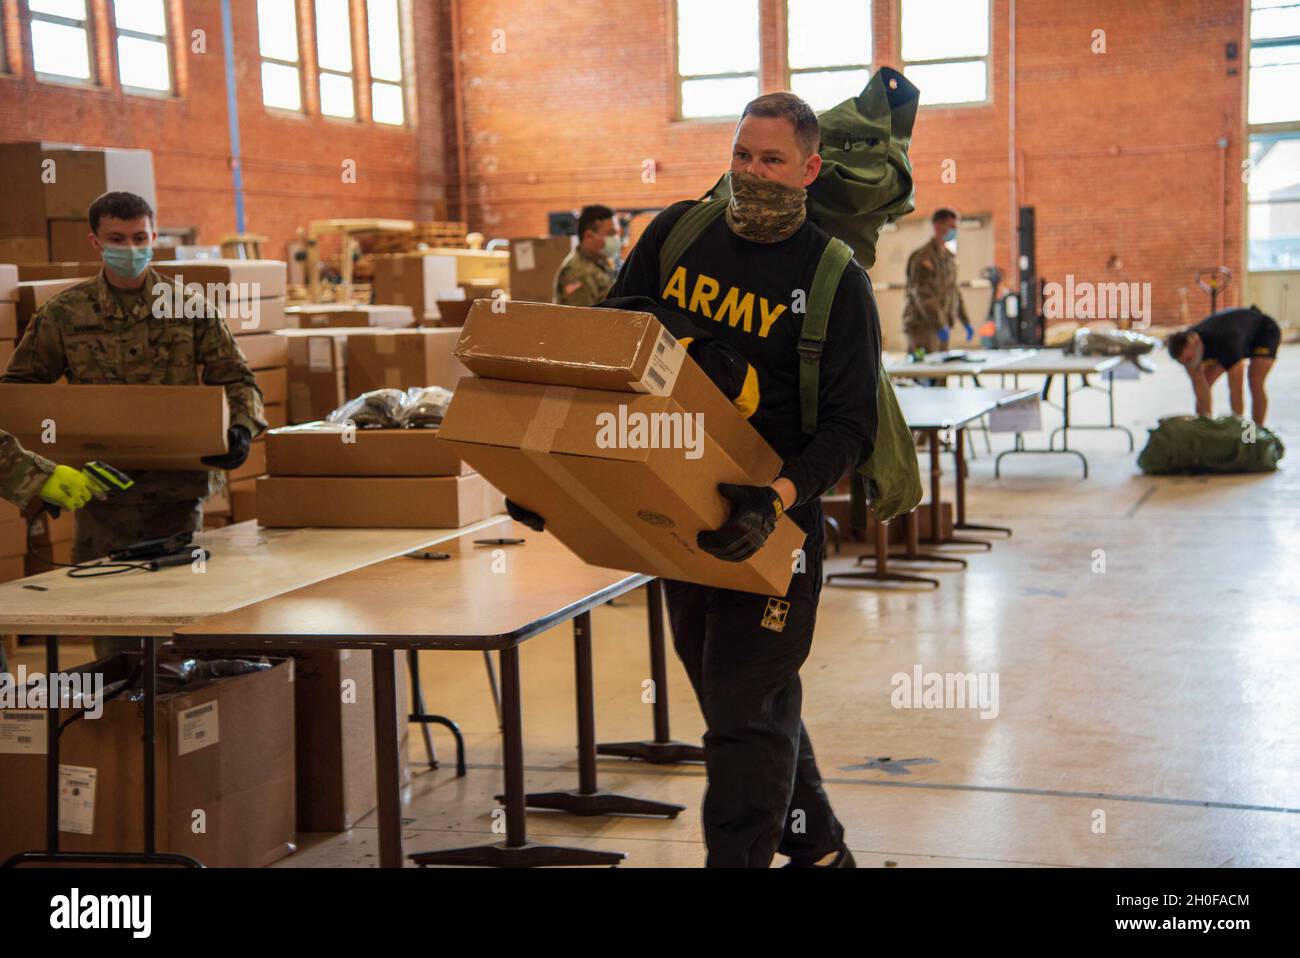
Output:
[725, 171, 807, 243]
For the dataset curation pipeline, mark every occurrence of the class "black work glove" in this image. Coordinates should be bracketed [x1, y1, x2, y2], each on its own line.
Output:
[697, 483, 784, 562]
[201, 426, 252, 469]
[506, 498, 546, 532]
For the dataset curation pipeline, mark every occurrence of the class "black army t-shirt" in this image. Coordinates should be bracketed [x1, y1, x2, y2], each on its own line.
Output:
[1193, 307, 1280, 369]
[610, 200, 880, 518]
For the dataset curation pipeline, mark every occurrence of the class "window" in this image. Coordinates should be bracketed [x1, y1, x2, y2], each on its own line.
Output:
[315, 0, 355, 118]
[367, 0, 405, 125]
[258, 0, 303, 111]
[786, 0, 871, 111]
[1249, 0, 1300, 125]
[676, 0, 760, 119]
[900, 0, 989, 106]
[1247, 134, 1300, 271]
[29, 0, 94, 83]
[113, 0, 172, 93]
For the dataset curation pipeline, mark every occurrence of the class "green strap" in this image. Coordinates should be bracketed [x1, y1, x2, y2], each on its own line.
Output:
[798, 237, 854, 435]
[658, 199, 728, 292]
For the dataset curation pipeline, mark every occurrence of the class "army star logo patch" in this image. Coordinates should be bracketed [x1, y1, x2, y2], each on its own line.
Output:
[761, 598, 790, 632]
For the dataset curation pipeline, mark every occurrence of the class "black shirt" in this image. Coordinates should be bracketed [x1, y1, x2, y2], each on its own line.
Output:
[610, 200, 880, 519]
[1193, 308, 1271, 369]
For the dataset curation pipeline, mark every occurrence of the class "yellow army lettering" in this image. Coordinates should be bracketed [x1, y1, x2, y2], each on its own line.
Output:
[661, 266, 787, 338]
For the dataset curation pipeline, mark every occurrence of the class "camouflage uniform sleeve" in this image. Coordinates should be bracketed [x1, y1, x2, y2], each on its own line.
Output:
[194, 308, 267, 438]
[0, 306, 67, 384]
[556, 260, 601, 308]
[0, 428, 56, 508]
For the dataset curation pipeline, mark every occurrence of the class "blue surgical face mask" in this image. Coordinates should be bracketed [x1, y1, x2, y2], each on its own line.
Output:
[943, 228, 957, 243]
[102, 245, 153, 279]
[602, 235, 621, 260]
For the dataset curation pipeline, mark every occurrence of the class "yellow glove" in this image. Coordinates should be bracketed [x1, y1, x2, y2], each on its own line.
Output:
[38, 465, 98, 512]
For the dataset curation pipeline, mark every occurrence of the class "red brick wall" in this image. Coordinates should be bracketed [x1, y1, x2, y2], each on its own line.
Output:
[447, 0, 1247, 322]
[0, 0, 450, 258]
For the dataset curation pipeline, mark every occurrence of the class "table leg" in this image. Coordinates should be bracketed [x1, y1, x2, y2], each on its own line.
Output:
[826, 511, 939, 588]
[917, 430, 986, 552]
[406, 649, 466, 777]
[510, 611, 684, 818]
[954, 428, 1012, 538]
[597, 580, 705, 764]
[410, 643, 628, 867]
[372, 649, 404, 868]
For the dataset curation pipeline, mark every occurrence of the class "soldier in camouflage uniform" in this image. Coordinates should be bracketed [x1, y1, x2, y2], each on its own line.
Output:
[1, 191, 265, 658]
[0, 430, 56, 511]
[554, 204, 620, 307]
[902, 208, 972, 354]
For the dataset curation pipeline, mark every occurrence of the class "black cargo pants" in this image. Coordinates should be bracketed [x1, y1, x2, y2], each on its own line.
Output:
[663, 508, 844, 867]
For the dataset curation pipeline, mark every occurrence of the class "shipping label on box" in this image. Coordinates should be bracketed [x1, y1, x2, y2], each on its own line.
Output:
[58, 764, 97, 835]
[177, 700, 220, 756]
[0, 710, 45, 755]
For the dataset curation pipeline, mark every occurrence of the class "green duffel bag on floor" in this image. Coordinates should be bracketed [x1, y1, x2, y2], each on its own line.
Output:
[1137, 415, 1285, 474]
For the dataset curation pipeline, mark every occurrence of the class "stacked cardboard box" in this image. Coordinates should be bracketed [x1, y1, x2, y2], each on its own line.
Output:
[14, 277, 85, 339]
[345, 328, 472, 396]
[1, 264, 17, 372]
[439, 301, 807, 595]
[0, 652, 296, 868]
[0, 509, 25, 585]
[16, 262, 100, 281]
[508, 236, 574, 303]
[0, 142, 156, 263]
[25, 506, 75, 574]
[286, 303, 415, 330]
[370, 253, 459, 324]
[257, 422, 499, 528]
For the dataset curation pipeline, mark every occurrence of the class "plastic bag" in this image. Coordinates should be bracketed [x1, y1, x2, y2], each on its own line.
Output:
[400, 386, 454, 428]
[326, 388, 409, 428]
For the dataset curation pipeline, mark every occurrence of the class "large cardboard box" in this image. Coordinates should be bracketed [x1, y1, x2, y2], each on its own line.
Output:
[16, 278, 85, 332]
[370, 254, 459, 322]
[0, 264, 18, 301]
[285, 333, 347, 423]
[0, 554, 25, 582]
[0, 653, 295, 868]
[237, 332, 289, 370]
[230, 296, 288, 336]
[0, 514, 26, 558]
[43, 147, 156, 220]
[16, 262, 100, 281]
[265, 423, 471, 477]
[256, 473, 503, 528]
[256, 366, 288, 406]
[47, 219, 97, 262]
[0, 302, 15, 339]
[288, 304, 415, 329]
[265, 403, 288, 428]
[0, 384, 229, 469]
[508, 236, 573, 303]
[154, 259, 287, 299]
[0, 143, 50, 237]
[227, 439, 267, 482]
[230, 477, 258, 522]
[439, 303, 806, 595]
[346, 328, 472, 394]
[0, 339, 13, 370]
[0, 237, 49, 262]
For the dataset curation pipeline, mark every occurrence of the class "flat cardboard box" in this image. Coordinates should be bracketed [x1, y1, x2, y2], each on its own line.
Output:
[285, 333, 347, 423]
[0, 384, 229, 469]
[256, 473, 502, 528]
[0, 554, 26, 582]
[237, 332, 289, 370]
[0, 264, 18, 302]
[0, 514, 26, 558]
[154, 259, 287, 299]
[15, 262, 100, 282]
[0, 653, 295, 869]
[508, 236, 573, 303]
[0, 302, 15, 339]
[43, 147, 157, 220]
[229, 295, 288, 336]
[230, 477, 258, 522]
[438, 375, 804, 596]
[265, 402, 288, 429]
[289, 304, 415, 329]
[0, 237, 48, 262]
[455, 300, 687, 394]
[346, 328, 472, 395]
[370, 253, 458, 321]
[256, 366, 288, 406]
[47, 219, 97, 262]
[265, 423, 471, 477]
[430, 298, 479, 327]
[16, 278, 85, 332]
[227, 439, 267, 482]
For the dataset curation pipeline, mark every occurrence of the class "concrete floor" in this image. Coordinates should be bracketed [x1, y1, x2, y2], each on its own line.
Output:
[24, 350, 1300, 867]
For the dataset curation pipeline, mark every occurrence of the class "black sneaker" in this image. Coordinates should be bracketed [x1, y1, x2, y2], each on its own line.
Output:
[782, 845, 856, 868]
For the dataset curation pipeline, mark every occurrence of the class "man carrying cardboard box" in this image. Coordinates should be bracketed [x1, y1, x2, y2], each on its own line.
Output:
[511, 93, 880, 868]
[1, 191, 265, 657]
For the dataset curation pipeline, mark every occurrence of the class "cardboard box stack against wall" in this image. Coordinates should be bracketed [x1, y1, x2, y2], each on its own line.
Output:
[439, 300, 807, 596]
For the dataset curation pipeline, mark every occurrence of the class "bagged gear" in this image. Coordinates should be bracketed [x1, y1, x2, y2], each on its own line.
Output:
[1137, 415, 1284, 474]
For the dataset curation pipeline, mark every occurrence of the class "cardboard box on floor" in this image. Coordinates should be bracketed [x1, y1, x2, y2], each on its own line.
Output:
[0, 384, 229, 469]
[257, 473, 502, 528]
[346, 328, 472, 395]
[508, 236, 572, 303]
[266, 423, 471, 477]
[0, 652, 295, 868]
[440, 301, 806, 596]
[287, 304, 415, 329]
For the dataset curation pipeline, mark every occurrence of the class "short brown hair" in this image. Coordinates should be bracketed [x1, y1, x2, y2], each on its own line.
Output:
[1166, 330, 1190, 359]
[739, 92, 820, 158]
[89, 191, 154, 234]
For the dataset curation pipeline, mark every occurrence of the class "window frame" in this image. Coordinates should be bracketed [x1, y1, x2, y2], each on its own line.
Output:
[365, 0, 407, 127]
[257, 0, 306, 114]
[111, 0, 174, 97]
[897, 0, 993, 109]
[671, 0, 762, 122]
[783, 0, 873, 108]
[28, 0, 98, 88]
[1245, 3, 1300, 273]
[314, 0, 358, 121]
[1246, 1, 1300, 130]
